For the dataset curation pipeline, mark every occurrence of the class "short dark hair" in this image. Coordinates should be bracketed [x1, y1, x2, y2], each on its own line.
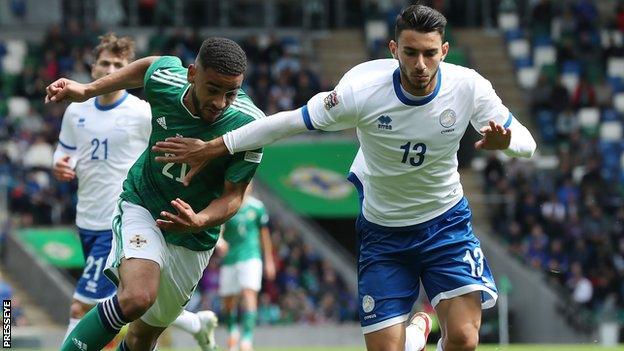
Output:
[395, 4, 447, 40]
[93, 32, 136, 61]
[197, 37, 247, 76]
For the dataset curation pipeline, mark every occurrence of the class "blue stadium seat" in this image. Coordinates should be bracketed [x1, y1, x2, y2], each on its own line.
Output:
[601, 109, 620, 122]
[504, 28, 524, 42]
[608, 77, 624, 93]
[532, 34, 553, 47]
[561, 60, 582, 76]
[514, 57, 532, 69]
[536, 110, 556, 143]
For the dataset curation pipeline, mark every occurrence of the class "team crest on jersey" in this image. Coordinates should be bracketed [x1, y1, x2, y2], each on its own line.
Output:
[323, 91, 339, 110]
[129, 234, 147, 248]
[439, 109, 457, 128]
[377, 115, 393, 130]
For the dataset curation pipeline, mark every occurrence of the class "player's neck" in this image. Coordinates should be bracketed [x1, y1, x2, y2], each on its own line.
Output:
[97, 90, 126, 106]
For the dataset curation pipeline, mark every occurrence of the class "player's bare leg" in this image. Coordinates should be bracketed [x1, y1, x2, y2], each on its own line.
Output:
[364, 323, 405, 351]
[117, 258, 161, 320]
[60, 258, 160, 351]
[434, 292, 481, 351]
[240, 288, 258, 351]
[121, 318, 166, 351]
[222, 295, 240, 351]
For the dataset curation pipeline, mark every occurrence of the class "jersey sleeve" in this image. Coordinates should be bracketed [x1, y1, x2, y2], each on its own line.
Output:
[143, 56, 187, 101]
[303, 79, 359, 131]
[57, 104, 78, 153]
[256, 202, 269, 227]
[470, 72, 513, 133]
[224, 147, 263, 184]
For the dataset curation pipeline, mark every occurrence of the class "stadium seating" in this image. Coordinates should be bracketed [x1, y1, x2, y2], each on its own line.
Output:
[494, 0, 624, 330]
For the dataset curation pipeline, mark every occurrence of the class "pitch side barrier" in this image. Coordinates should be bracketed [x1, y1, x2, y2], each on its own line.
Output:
[4, 229, 73, 324]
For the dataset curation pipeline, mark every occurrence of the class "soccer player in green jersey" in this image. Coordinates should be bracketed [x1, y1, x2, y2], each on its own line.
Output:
[218, 184, 275, 351]
[46, 37, 265, 351]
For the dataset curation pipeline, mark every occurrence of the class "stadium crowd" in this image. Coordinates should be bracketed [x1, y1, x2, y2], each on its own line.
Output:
[486, 0, 624, 327]
[0, 23, 360, 325]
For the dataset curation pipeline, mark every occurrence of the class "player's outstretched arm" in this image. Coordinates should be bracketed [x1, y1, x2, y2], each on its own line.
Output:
[156, 180, 248, 233]
[45, 56, 160, 103]
[153, 108, 308, 185]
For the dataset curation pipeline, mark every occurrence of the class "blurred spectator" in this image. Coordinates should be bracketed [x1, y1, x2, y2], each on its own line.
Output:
[568, 262, 593, 306]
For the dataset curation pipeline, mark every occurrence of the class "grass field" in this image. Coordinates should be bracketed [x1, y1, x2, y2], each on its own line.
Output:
[244, 346, 622, 351]
[108, 345, 623, 351]
[21, 345, 624, 351]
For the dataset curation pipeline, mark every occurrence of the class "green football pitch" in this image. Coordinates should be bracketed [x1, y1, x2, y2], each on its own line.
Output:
[137, 345, 622, 351]
[250, 346, 620, 351]
[25, 345, 624, 351]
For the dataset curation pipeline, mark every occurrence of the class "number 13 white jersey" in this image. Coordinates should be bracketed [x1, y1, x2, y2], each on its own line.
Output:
[303, 59, 513, 226]
[55, 92, 152, 230]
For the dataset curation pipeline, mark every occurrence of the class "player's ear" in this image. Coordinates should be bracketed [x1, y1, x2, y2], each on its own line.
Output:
[187, 63, 196, 84]
[440, 42, 450, 61]
[389, 40, 398, 59]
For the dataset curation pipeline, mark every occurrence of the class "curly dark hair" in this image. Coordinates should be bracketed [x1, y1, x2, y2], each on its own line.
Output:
[93, 32, 136, 61]
[395, 4, 447, 40]
[197, 37, 247, 76]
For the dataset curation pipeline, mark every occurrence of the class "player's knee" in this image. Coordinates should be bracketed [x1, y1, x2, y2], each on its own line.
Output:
[118, 289, 157, 320]
[446, 323, 479, 351]
[69, 301, 91, 319]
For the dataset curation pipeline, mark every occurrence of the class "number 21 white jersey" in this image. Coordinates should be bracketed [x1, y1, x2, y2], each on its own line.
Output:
[303, 59, 513, 226]
[56, 92, 152, 230]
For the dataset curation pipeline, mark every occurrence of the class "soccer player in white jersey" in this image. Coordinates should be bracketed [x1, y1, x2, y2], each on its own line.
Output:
[53, 33, 218, 350]
[152, 5, 537, 351]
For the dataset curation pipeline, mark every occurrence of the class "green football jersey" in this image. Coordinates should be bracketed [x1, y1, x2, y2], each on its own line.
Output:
[222, 196, 268, 265]
[120, 56, 265, 251]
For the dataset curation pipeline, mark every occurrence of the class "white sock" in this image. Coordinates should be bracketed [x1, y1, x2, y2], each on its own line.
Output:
[62, 318, 81, 344]
[436, 338, 444, 351]
[170, 310, 202, 334]
[404, 323, 426, 351]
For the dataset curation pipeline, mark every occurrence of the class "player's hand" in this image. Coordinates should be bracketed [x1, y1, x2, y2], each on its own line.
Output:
[474, 120, 511, 151]
[52, 155, 76, 181]
[156, 198, 206, 233]
[153, 137, 228, 186]
[264, 259, 276, 281]
[45, 78, 90, 103]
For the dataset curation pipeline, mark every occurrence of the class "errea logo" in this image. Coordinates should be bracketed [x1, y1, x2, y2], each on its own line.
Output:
[377, 115, 393, 130]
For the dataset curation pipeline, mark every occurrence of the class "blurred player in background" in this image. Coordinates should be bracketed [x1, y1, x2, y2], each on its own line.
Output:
[152, 4, 537, 351]
[218, 183, 275, 351]
[47, 37, 264, 351]
[52, 32, 152, 345]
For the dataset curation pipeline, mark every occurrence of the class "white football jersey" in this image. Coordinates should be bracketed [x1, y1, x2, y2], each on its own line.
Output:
[55, 92, 152, 230]
[304, 59, 513, 226]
